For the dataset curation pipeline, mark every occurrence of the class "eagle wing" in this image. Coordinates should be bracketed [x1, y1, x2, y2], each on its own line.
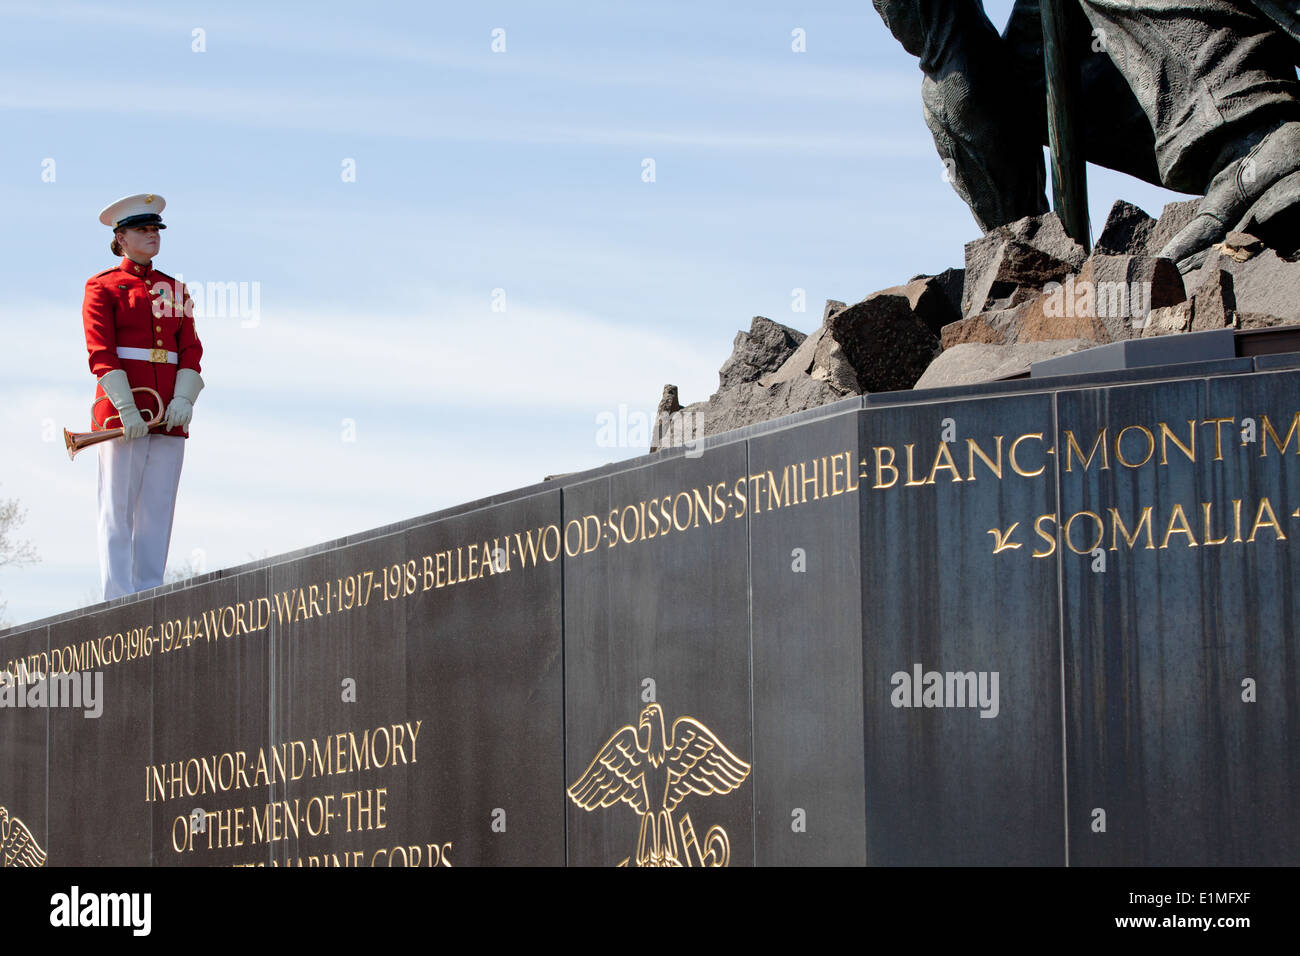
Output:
[663, 716, 752, 813]
[1, 812, 47, 868]
[566, 724, 649, 816]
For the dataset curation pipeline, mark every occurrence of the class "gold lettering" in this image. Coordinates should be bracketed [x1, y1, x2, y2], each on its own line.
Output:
[618, 505, 638, 544]
[252, 748, 271, 787]
[1109, 506, 1155, 551]
[927, 442, 963, 484]
[513, 529, 543, 567]
[541, 524, 561, 562]
[1063, 428, 1108, 473]
[731, 477, 748, 518]
[765, 469, 792, 510]
[645, 497, 662, 537]
[903, 444, 927, 486]
[1160, 504, 1198, 548]
[1010, 433, 1047, 477]
[1064, 511, 1104, 554]
[693, 487, 713, 526]
[874, 446, 898, 489]
[335, 732, 350, 773]
[148, 765, 164, 802]
[406, 720, 421, 762]
[1115, 425, 1155, 468]
[312, 736, 333, 777]
[1032, 514, 1057, 558]
[830, 454, 847, 496]
[1201, 502, 1229, 546]
[1200, 417, 1235, 461]
[349, 730, 371, 772]
[583, 514, 601, 552]
[563, 520, 582, 558]
[673, 492, 692, 530]
[1260, 412, 1300, 456]
[966, 436, 1003, 481]
[1248, 497, 1287, 542]
[800, 459, 819, 503]
[1158, 420, 1196, 464]
[712, 481, 727, 522]
[250, 802, 269, 844]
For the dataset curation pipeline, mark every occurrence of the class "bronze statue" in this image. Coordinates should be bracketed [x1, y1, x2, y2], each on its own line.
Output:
[875, 0, 1300, 268]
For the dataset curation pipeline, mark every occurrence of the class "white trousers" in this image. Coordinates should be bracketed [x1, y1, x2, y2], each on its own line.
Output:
[97, 433, 186, 600]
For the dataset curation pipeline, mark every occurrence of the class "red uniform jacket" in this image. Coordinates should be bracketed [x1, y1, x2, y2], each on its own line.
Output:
[83, 256, 202, 438]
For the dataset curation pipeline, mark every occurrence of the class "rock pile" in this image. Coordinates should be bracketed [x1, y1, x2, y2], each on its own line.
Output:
[655, 200, 1299, 449]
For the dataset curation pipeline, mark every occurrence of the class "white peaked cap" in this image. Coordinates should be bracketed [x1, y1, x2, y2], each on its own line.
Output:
[98, 193, 167, 229]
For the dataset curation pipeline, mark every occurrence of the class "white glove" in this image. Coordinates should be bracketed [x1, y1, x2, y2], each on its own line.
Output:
[165, 369, 204, 433]
[98, 369, 149, 439]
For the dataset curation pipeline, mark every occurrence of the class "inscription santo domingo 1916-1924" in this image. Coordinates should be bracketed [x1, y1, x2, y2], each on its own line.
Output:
[2, 409, 1297, 691]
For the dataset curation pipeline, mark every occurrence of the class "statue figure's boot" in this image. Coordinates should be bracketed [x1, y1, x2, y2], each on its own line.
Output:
[1158, 120, 1300, 270]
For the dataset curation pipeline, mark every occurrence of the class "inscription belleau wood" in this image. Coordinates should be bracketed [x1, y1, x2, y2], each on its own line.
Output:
[2, 356, 1298, 866]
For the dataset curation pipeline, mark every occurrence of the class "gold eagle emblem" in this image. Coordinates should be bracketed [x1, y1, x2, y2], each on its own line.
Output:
[567, 702, 751, 867]
[0, 805, 47, 867]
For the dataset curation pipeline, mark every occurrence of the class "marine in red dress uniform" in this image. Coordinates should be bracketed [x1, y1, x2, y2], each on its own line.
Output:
[84, 193, 204, 600]
[84, 255, 202, 432]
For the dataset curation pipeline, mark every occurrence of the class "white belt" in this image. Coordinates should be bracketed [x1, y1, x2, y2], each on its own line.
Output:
[116, 346, 177, 364]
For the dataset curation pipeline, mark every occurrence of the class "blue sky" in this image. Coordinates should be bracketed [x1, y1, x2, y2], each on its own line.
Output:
[0, 0, 1187, 627]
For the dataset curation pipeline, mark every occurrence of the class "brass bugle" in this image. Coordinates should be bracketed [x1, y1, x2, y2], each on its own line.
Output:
[64, 386, 167, 461]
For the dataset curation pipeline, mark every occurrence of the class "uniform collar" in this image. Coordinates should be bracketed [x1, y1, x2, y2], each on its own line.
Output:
[120, 255, 153, 278]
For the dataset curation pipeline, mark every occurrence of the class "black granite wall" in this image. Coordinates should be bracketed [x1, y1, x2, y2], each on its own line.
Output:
[3, 359, 1297, 866]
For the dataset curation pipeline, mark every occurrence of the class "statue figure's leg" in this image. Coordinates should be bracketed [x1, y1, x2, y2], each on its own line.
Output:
[874, 0, 1050, 231]
[1076, 0, 1300, 264]
[1002, 0, 1161, 186]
